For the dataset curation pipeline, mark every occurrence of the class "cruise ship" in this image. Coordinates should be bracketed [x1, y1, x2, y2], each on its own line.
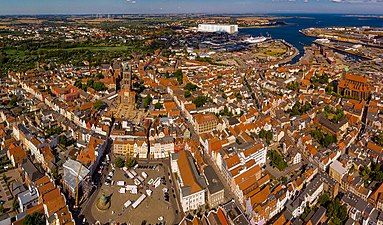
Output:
[244, 36, 268, 44]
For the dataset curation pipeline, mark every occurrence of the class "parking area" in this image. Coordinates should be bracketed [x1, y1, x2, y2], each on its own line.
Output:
[90, 162, 178, 225]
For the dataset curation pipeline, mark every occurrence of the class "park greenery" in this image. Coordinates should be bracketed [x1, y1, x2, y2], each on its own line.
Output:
[324, 105, 345, 124]
[286, 102, 312, 117]
[268, 150, 288, 171]
[0, 37, 165, 77]
[311, 129, 337, 147]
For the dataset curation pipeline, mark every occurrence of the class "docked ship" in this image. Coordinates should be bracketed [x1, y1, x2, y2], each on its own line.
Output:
[244, 36, 268, 44]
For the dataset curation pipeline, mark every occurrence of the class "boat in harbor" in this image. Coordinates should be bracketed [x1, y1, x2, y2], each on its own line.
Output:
[244, 36, 268, 44]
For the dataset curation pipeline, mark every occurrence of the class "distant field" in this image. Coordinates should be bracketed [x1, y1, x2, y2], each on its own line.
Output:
[5, 46, 131, 54]
[50, 46, 131, 52]
[0, 19, 46, 25]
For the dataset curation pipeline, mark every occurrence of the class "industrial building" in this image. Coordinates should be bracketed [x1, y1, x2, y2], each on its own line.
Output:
[198, 24, 238, 34]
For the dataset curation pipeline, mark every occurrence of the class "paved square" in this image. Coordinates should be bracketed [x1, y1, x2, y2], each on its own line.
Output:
[90, 164, 177, 224]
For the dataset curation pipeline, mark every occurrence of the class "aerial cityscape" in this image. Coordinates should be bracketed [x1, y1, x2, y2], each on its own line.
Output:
[0, 1, 382, 225]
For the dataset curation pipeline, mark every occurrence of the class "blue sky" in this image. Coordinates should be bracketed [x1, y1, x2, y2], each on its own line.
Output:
[0, 0, 382, 15]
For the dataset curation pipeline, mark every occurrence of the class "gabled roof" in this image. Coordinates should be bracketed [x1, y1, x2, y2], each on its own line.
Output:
[177, 151, 206, 195]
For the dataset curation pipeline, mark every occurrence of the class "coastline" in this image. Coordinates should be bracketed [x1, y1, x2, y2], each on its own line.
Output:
[239, 22, 288, 29]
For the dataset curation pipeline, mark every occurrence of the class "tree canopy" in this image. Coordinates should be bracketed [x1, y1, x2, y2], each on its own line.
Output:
[115, 157, 125, 168]
[193, 96, 208, 108]
[184, 91, 191, 98]
[22, 213, 44, 225]
[154, 103, 162, 110]
[259, 129, 273, 145]
[268, 150, 287, 171]
[311, 129, 337, 147]
[287, 102, 312, 117]
[184, 83, 198, 91]
[94, 100, 104, 111]
[173, 69, 183, 84]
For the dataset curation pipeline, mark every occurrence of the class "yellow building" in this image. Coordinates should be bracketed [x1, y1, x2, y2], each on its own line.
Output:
[193, 113, 218, 134]
[113, 138, 135, 157]
[329, 160, 347, 183]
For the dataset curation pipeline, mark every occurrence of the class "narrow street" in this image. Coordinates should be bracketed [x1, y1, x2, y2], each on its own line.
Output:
[202, 153, 245, 211]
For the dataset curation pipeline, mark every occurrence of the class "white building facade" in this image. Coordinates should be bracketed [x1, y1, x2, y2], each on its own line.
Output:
[198, 24, 238, 34]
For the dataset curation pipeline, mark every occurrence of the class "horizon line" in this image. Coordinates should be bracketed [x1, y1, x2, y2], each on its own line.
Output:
[0, 12, 383, 16]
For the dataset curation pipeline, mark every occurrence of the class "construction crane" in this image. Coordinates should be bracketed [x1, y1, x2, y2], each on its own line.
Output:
[75, 163, 83, 208]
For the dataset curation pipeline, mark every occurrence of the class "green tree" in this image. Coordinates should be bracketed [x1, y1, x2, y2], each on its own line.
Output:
[94, 100, 104, 111]
[115, 157, 125, 168]
[193, 96, 208, 108]
[22, 212, 44, 225]
[0, 204, 4, 214]
[12, 197, 19, 212]
[286, 82, 300, 91]
[311, 129, 337, 147]
[125, 157, 137, 168]
[174, 69, 183, 84]
[184, 91, 191, 98]
[97, 73, 104, 79]
[267, 150, 288, 171]
[154, 103, 162, 110]
[318, 192, 331, 206]
[184, 83, 198, 91]
[52, 168, 59, 180]
[286, 102, 312, 117]
[74, 80, 83, 88]
[92, 81, 107, 91]
[58, 135, 67, 146]
[86, 79, 94, 88]
[219, 106, 233, 117]
[143, 95, 152, 110]
[338, 205, 348, 222]
[6, 95, 17, 109]
[376, 134, 383, 146]
[259, 129, 273, 145]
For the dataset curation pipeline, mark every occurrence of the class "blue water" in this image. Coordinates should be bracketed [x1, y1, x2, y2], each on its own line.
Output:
[239, 14, 383, 64]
